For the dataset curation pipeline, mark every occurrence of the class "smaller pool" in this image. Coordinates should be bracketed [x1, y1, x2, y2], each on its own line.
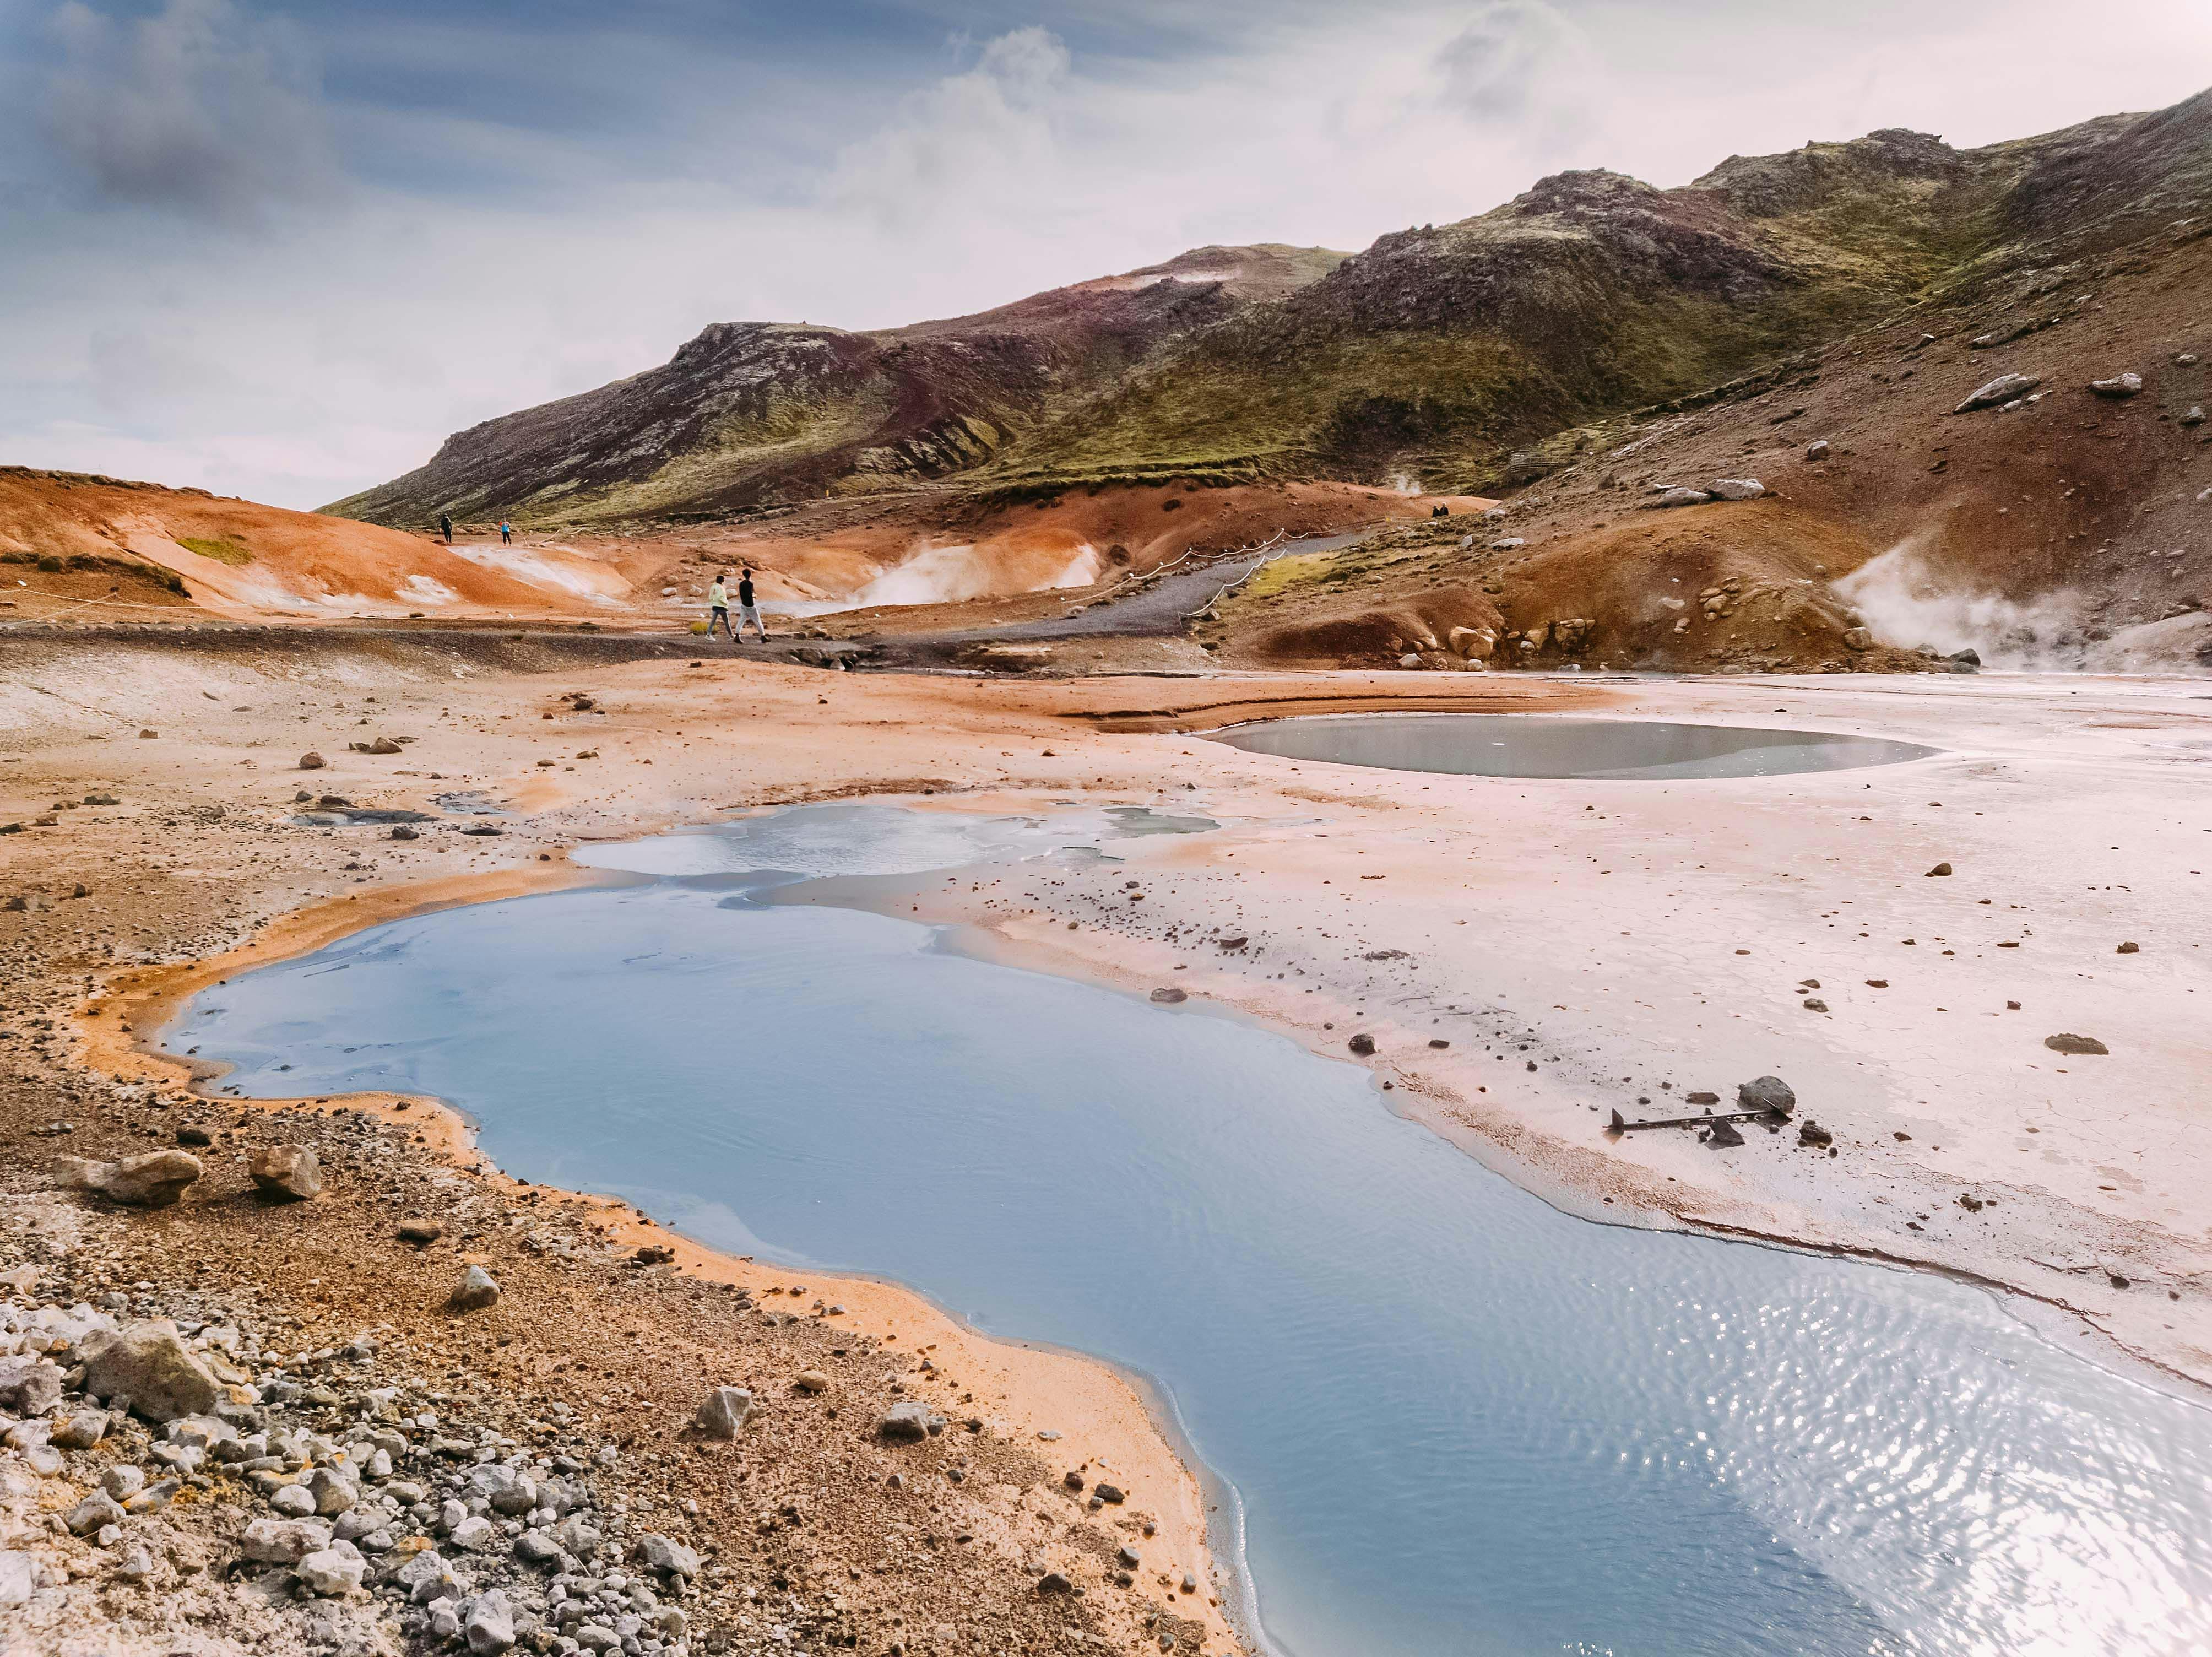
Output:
[1210, 713, 1937, 781]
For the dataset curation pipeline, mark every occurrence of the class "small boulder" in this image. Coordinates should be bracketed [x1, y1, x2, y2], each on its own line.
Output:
[793, 1369, 831, 1394]
[79, 1321, 221, 1421]
[448, 1266, 500, 1312]
[1926, 862, 1953, 877]
[2116, 941, 2140, 954]
[366, 737, 403, 755]
[0, 1356, 63, 1416]
[241, 1516, 333, 1564]
[693, 1386, 755, 1440]
[878, 1401, 942, 1442]
[249, 1145, 322, 1202]
[1842, 626, 1874, 651]
[64, 1149, 202, 1207]
[297, 1540, 367, 1596]
[1798, 1120, 1835, 1148]
[397, 1221, 443, 1246]
[1039, 1571, 1075, 1594]
[1954, 373, 2040, 413]
[2088, 372, 2142, 399]
[0, 1552, 33, 1609]
[1805, 440, 1831, 461]
[1348, 1033, 1376, 1056]
[1707, 1119, 1745, 1149]
[1710, 478, 1765, 501]
[1652, 486, 1712, 508]
[299, 752, 327, 770]
[1737, 1076, 1797, 1117]
[2044, 1033, 2108, 1056]
[1148, 987, 1187, 1004]
[464, 1586, 517, 1654]
[640, 1533, 701, 1578]
[65, 1491, 126, 1536]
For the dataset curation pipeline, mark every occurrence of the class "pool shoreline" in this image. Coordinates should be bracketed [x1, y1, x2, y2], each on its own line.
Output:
[88, 857, 1259, 1657]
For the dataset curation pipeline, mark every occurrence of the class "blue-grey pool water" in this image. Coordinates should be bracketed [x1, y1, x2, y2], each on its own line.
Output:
[177, 808, 2210, 1657]
[1210, 714, 1937, 780]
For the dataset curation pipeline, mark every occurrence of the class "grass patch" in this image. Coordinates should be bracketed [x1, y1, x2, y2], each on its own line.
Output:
[176, 535, 253, 565]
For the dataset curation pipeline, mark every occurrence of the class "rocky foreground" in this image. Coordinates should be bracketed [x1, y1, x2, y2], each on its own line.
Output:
[0, 706, 1230, 1657]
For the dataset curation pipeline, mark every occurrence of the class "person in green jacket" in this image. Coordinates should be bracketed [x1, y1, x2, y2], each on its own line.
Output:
[706, 573, 735, 641]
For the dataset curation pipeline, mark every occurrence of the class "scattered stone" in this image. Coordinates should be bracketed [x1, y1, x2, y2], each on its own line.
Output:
[448, 1265, 501, 1311]
[0, 1356, 63, 1415]
[2088, 372, 2143, 398]
[1348, 1033, 1376, 1056]
[102, 1465, 145, 1500]
[176, 1125, 213, 1146]
[2116, 941, 2139, 954]
[79, 1320, 221, 1421]
[1798, 1121, 1835, 1148]
[2182, 405, 2205, 426]
[1706, 1119, 1745, 1148]
[397, 1221, 443, 1245]
[1842, 626, 1874, 651]
[61, 1148, 203, 1207]
[1926, 862, 1953, 876]
[1039, 1571, 1075, 1594]
[1148, 987, 1187, 1004]
[464, 1587, 517, 1653]
[1710, 478, 1765, 500]
[249, 1144, 323, 1201]
[299, 752, 327, 770]
[1737, 1077, 1796, 1117]
[1802, 998, 1829, 1012]
[694, 1386, 755, 1440]
[392, 825, 420, 841]
[298, 1540, 367, 1596]
[0, 1552, 33, 1609]
[1866, 978, 1889, 988]
[50, 1409, 107, 1449]
[65, 1491, 127, 1536]
[794, 1369, 831, 1394]
[1093, 1483, 1126, 1504]
[2044, 1033, 2108, 1055]
[1805, 440, 1830, 461]
[1684, 1091, 1719, 1106]
[1651, 486, 1712, 508]
[878, 1401, 942, 1442]
[272, 1483, 317, 1517]
[641, 1533, 701, 1577]
[365, 736, 403, 755]
[1953, 373, 2040, 413]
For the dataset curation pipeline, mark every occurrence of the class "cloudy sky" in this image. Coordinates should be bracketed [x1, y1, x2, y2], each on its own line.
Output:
[3, 0, 2207, 510]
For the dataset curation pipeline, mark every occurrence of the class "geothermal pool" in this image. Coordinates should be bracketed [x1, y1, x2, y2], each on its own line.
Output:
[176, 806, 2212, 1657]
[1210, 713, 1937, 780]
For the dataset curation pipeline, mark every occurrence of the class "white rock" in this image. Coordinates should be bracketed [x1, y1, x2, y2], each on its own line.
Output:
[2088, 371, 2143, 398]
[466, 1587, 518, 1654]
[1710, 478, 1765, 500]
[297, 1540, 367, 1596]
[0, 1551, 34, 1607]
[693, 1387, 754, 1441]
[241, 1516, 333, 1564]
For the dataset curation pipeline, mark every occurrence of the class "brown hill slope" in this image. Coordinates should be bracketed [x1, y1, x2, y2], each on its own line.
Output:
[326, 245, 1346, 529]
[1020, 93, 2211, 491]
[1208, 214, 2212, 674]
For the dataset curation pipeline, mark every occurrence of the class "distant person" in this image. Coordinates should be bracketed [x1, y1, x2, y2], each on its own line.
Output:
[706, 572, 735, 641]
[438, 513, 453, 544]
[498, 521, 513, 545]
[737, 567, 769, 642]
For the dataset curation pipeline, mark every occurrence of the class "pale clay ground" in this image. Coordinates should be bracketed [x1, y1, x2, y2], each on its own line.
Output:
[4, 649, 2208, 1591]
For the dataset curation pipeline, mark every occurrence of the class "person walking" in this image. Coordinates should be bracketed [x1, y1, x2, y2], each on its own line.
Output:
[438, 513, 453, 544]
[737, 567, 769, 642]
[706, 572, 735, 641]
[498, 521, 513, 545]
